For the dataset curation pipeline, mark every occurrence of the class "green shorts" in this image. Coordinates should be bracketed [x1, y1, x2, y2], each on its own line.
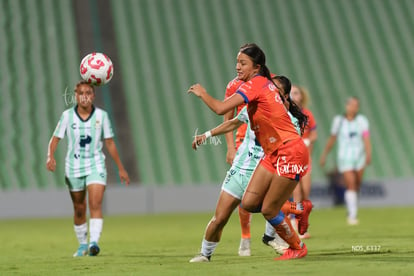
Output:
[65, 170, 107, 192]
[221, 168, 253, 200]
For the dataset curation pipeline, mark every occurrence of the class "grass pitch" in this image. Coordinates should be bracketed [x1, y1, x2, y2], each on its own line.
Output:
[0, 206, 413, 275]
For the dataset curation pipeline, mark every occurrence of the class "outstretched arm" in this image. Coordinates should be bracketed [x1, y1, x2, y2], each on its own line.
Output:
[105, 138, 130, 185]
[46, 136, 61, 172]
[192, 117, 244, 150]
[188, 84, 245, 115]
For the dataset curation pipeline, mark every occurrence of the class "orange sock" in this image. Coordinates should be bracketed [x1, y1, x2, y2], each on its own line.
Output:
[274, 217, 302, 250]
[238, 206, 252, 239]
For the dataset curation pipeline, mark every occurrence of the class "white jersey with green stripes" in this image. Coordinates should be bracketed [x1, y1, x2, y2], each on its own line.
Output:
[232, 106, 264, 174]
[331, 114, 369, 170]
[53, 106, 114, 178]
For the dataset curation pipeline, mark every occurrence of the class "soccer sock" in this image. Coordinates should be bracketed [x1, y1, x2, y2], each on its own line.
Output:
[74, 223, 88, 245]
[238, 206, 252, 239]
[89, 218, 103, 244]
[201, 239, 218, 257]
[268, 212, 302, 250]
[345, 190, 358, 219]
[265, 221, 276, 238]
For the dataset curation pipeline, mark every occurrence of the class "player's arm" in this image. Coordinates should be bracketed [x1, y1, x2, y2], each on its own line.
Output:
[363, 134, 372, 166]
[192, 117, 244, 150]
[319, 135, 337, 167]
[46, 136, 60, 172]
[188, 84, 245, 115]
[305, 128, 318, 154]
[223, 109, 236, 165]
[104, 138, 130, 185]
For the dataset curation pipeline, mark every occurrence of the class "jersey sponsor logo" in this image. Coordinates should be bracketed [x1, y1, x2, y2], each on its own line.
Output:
[276, 155, 308, 175]
[349, 132, 357, 138]
[79, 135, 92, 147]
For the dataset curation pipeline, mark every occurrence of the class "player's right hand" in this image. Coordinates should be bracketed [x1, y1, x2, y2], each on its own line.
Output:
[226, 147, 236, 165]
[192, 134, 206, 150]
[46, 156, 56, 172]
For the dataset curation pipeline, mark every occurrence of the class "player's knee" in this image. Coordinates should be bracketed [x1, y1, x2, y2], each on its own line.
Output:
[74, 206, 86, 219]
[88, 201, 102, 212]
[240, 199, 262, 213]
[210, 215, 229, 228]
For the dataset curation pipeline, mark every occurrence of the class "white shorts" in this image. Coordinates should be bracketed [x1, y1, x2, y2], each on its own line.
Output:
[337, 154, 365, 173]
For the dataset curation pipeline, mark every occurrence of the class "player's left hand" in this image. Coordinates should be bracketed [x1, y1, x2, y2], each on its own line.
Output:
[119, 169, 130, 186]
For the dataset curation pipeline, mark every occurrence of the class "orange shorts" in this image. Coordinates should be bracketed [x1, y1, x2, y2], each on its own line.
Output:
[259, 138, 309, 181]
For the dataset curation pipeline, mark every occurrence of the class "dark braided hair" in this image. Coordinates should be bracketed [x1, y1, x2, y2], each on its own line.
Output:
[239, 43, 308, 134]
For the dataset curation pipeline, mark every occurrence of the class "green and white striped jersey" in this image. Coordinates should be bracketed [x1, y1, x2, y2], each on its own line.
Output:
[53, 106, 114, 178]
[331, 114, 369, 161]
[232, 106, 264, 174]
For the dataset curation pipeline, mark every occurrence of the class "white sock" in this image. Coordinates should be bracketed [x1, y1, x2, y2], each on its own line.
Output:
[74, 223, 88, 245]
[265, 221, 276, 237]
[345, 190, 358, 219]
[89, 218, 103, 244]
[201, 239, 218, 257]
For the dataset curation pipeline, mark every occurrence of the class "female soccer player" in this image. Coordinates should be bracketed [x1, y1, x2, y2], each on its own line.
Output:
[188, 43, 311, 260]
[46, 80, 130, 256]
[290, 85, 317, 238]
[189, 76, 303, 262]
[320, 96, 371, 225]
[222, 77, 253, 256]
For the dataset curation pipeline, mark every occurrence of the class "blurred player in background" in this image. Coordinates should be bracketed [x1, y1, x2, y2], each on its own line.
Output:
[319, 96, 371, 225]
[290, 85, 317, 238]
[223, 77, 253, 256]
[188, 43, 311, 260]
[46, 80, 130, 257]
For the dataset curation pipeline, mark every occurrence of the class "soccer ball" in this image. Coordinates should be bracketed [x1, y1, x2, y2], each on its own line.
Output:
[80, 52, 113, 86]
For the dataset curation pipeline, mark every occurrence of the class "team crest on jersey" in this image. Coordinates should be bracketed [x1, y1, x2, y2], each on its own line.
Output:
[269, 137, 277, 143]
[95, 120, 101, 128]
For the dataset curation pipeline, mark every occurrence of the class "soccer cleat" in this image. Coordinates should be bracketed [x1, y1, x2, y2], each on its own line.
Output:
[299, 232, 311, 239]
[275, 243, 307, 260]
[281, 201, 303, 216]
[297, 200, 313, 235]
[189, 254, 211, 263]
[88, 242, 100, 256]
[262, 234, 275, 246]
[347, 218, 359, 225]
[238, 238, 251, 256]
[73, 244, 88, 257]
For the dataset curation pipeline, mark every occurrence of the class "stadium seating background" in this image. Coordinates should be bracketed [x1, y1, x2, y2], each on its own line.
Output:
[1, 0, 414, 190]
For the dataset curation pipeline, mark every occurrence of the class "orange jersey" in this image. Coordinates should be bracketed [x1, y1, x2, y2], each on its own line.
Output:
[225, 78, 247, 148]
[236, 75, 300, 155]
[302, 108, 316, 139]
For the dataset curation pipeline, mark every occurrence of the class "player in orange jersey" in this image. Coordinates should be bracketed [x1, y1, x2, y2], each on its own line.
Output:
[188, 43, 312, 260]
[290, 85, 317, 238]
